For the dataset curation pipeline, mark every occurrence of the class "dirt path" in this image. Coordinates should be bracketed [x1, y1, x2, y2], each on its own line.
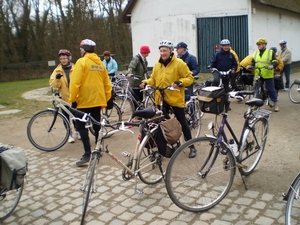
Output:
[1, 72, 300, 196]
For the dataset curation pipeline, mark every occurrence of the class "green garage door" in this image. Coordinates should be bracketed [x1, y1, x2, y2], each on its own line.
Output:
[197, 15, 248, 72]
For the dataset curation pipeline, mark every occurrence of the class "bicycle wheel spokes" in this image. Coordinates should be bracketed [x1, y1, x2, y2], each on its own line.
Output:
[0, 184, 23, 221]
[286, 175, 300, 225]
[185, 100, 201, 138]
[138, 129, 164, 185]
[81, 156, 98, 224]
[115, 96, 134, 122]
[239, 118, 267, 176]
[166, 137, 235, 212]
[289, 83, 300, 104]
[27, 110, 70, 151]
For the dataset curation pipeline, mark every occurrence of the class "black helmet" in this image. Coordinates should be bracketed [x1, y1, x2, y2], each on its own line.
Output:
[80, 39, 96, 53]
[270, 47, 277, 53]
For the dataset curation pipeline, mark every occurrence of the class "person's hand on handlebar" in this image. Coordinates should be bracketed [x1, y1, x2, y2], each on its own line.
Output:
[139, 82, 146, 88]
[172, 81, 183, 88]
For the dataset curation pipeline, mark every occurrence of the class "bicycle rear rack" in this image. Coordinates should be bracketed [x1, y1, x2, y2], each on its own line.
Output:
[252, 108, 272, 119]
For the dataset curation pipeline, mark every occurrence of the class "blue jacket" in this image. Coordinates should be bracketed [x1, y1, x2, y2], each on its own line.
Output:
[178, 51, 200, 76]
[209, 49, 237, 71]
[103, 57, 118, 78]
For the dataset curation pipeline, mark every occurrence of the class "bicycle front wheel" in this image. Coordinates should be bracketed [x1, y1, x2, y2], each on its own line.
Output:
[185, 100, 201, 138]
[0, 183, 24, 221]
[238, 118, 268, 176]
[137, 127, 164, 185]
[81, 155, 98, 225]
[27, 109, 70, 151]
[166, 137, 236, 212]
[289, 82, 300, 104]
[285, 174, 300, 225]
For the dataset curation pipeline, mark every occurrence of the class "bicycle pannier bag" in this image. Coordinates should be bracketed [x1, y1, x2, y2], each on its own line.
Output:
[198, 86, 226, 115]
[159, 117, 182, 144]
[0, 147, 28, 190]
[156, 126, 180, 158]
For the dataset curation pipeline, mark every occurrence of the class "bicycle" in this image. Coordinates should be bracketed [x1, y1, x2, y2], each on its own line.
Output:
[113, 73, 156, 122]
[0, 146, 24, 221]
[288, 79, 300, 104]
[165, 96, 271, 212]
[76, 107, 166, 224]
[27, 89, 122, 151]
[283, 172, 300, 224]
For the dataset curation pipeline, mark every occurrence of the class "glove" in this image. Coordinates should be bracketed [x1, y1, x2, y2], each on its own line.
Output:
[268, 65, 274, 70]
[71, 102, 77, 108]
[174, 81, 183, 87]
[55, 74, 63, 79]
[246, 65, 253, 70]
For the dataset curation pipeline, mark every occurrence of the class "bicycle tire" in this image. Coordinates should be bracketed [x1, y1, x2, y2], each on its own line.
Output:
[185, 100, 201, 138]
[0, 182, 24, 221]
[238, 118, 268, 176]
[285, 174, 300, 225]
[137, 127, 164, 185]
[288, 82, 300, 104]
[27, 109, 70, 151]
[81, 155, 97, 225]
[143, 94, 156, 109]
[165, 137, 235, 212]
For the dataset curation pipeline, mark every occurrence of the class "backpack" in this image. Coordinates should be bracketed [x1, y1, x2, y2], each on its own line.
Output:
[0, 146, 28, 190]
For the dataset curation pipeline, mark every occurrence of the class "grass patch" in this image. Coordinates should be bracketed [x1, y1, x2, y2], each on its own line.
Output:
[0, 78, 51, 120]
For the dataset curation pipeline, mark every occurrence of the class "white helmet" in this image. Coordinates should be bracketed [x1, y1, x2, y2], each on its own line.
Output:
[279, 40, 287, 45]
[220, 39, 230, 45]
[158, 40, 174, 49]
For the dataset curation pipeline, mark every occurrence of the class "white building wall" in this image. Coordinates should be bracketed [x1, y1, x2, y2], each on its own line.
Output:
[130, 0, 299, 66]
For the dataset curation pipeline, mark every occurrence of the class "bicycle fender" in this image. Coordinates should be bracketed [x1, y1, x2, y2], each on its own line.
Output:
[204, 134, 217, 139]
[283, 172, 300, 201]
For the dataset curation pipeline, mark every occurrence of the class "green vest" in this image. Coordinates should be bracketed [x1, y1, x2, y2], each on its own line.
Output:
[252, 49, 274, 79]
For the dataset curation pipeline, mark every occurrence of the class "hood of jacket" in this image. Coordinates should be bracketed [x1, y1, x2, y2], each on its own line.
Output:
[85, 53, 102, 65]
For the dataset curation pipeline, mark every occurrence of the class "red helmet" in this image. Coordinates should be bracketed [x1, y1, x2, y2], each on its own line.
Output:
[58, 49, 71, 56]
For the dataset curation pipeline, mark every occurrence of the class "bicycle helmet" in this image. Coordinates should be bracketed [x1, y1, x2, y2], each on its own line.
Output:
[80, 39, 96, 53]
[256, 38, 267, 44]
[279, 40, 287, 45]
[58, 49, 71, 57]
[270, 47, 277, 53]
[158, 40, 174, 49]
[220, 39, 230, 46]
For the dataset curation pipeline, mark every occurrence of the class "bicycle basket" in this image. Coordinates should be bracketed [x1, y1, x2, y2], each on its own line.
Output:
[198, 86, 226, 115]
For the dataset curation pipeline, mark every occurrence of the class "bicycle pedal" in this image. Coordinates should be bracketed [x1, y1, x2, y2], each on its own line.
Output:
[237, 163, 248, 169]
[121, 151, 131, 157]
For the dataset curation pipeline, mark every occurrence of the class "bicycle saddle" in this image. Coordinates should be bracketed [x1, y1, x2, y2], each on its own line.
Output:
[132, 107, 156, 119]
[245, 98, 264, 107]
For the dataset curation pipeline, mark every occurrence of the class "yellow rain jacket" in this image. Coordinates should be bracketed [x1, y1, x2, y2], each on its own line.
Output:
[49, 63, 74, 103]
[69, 53, 112, 109]
[142, 54, 194, 108]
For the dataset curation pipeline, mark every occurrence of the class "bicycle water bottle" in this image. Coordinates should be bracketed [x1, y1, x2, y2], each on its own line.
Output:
[229, 139, 239, 157]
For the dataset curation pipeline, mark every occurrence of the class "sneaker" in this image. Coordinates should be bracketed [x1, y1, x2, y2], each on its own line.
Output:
[76, 131, 81, 140]
[274, 105, 279, 112]
[76, 155, 90, 166]
[284, 88, 289, 91]
[68, 135, 75, 143]
[189, 146, 197, 158]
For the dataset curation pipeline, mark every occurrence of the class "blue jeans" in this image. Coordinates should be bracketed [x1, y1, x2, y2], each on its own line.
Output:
[264, 78, 277, 103]
[280, 64, 291, 88]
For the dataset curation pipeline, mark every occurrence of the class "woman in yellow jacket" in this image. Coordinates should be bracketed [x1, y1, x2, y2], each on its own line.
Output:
[140, 40, 197, 158]
[49, 49, 78, 143]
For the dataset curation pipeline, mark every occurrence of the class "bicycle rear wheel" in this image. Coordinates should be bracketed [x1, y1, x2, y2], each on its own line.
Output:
[0, 183, 24, 221]
[238, 118, 268, 176]
[285, 174, 300, 225]
[27, 109, 70, 151]
[81, 154, 97, 225]
[137, 127, 164, 185]
[185, 100, 201, 138]
[289, 82, 300, 104]
[166, 137, 235, 212]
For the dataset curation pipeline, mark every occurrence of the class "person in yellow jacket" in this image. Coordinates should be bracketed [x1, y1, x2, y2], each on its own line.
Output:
[140, 40, 197, 158]
[49, 49, 79, 143]
[248, 38, 279, 112]
[69, 39, 112, 166]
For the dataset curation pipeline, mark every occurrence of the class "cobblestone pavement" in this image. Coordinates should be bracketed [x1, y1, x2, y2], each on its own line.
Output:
[1, 145, 287, 225]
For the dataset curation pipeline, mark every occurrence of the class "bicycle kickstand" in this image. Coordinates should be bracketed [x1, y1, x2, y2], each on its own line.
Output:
[237, 166, 248, 190]
[134, 172, 144, 195]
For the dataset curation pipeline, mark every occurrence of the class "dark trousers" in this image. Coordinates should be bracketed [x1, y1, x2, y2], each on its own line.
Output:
[61, 105, 76, 132]
[75, 106, 101, 157]
[281, 64, 291, 88]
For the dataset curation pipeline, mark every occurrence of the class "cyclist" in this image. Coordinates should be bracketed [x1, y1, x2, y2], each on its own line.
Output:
[70, 39, 112, 166]
[270, 47, 284, 97]
[140, 40, 197, 158]
[102, 50, 118, 82]
[49, 49, 79, 143]
[126, 45, 151, 106]
[248, 38, 279, 112]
